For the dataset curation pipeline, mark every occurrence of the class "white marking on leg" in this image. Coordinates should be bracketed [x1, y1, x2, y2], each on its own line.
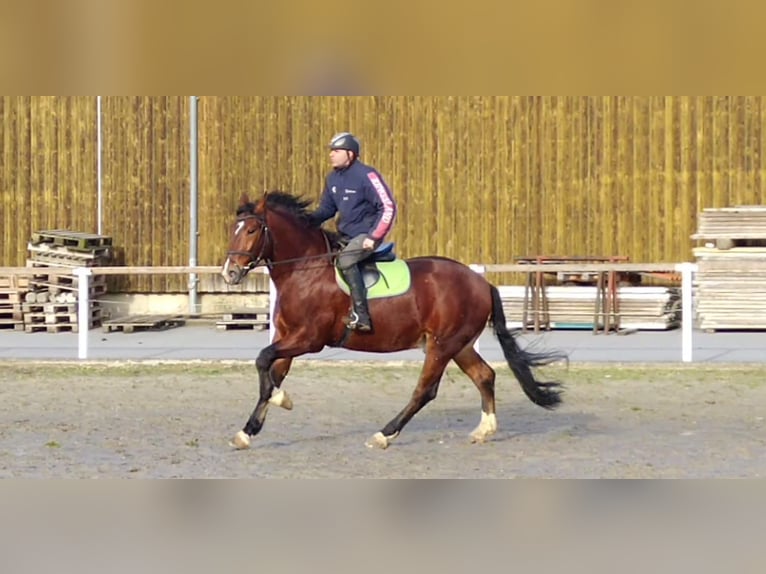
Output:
[269, 388, 293, 410]
[230, 431, 251, 450]
[366, 431, 400, 450]
[470, 412, 498, 443]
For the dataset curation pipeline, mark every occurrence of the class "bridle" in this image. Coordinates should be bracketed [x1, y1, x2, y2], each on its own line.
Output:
[227, 213, 273, 271]
[226, 209, 357, 272]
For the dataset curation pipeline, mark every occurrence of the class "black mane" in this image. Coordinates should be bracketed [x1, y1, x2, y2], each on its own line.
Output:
[242, 190, 343, 249]
[264, 190, 313, 220]
[236, 202, 256, 217]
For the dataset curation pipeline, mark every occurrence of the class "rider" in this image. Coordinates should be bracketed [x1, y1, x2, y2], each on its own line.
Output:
[307, 132, 397, 332]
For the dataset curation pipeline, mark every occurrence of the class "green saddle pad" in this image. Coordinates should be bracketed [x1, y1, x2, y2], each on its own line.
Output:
[335, 259, 412, 300]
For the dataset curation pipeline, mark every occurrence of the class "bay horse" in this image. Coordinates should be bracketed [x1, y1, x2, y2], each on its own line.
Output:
[222, 191, 566, 450]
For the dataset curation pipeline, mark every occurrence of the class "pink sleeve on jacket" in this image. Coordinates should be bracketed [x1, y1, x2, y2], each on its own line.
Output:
[367, 172, 396, 240]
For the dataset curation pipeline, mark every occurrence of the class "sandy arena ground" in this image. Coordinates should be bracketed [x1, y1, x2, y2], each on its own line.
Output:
[1, 361, 764, 478]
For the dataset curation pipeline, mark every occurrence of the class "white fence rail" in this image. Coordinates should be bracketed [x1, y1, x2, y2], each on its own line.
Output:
[0, 263, 699, 362]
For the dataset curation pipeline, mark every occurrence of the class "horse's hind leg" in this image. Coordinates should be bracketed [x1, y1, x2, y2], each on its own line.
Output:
[366, 337, 453, 450]
[453, 345, 498, 444]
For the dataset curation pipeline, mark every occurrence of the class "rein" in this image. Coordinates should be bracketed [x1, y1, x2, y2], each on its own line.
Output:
[228, 215, 367, 271]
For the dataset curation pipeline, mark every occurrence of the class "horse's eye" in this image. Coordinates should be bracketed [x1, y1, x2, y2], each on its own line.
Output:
[247, 227, 258, 235]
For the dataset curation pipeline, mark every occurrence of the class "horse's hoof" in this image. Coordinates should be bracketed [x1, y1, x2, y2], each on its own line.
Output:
[269, 389, 293, 411]
[229, 431, 251, 450]
[366, 431, 399, 450]
[470, 431, 488, 444]
[470, 413, 498, 444]
[366, 432, 390, 450]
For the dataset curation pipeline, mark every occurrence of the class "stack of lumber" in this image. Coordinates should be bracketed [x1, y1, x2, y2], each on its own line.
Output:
[691, 206, 766, 331]
[0, 274, 28, 331]
[498, 286, 681, 331]
[102, 315, 186, 334]
[692, 248, 766, 331]
[691, 206, 766, 248]
[216, 307, 271, 331]
[23, 230, 112, 333]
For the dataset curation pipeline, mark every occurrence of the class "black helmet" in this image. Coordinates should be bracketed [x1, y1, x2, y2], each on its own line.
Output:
[328, 132, 360, 156]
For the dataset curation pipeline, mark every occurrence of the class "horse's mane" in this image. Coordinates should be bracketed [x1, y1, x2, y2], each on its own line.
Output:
[264, 190, 313, 219]
[240, 190, 344, 250]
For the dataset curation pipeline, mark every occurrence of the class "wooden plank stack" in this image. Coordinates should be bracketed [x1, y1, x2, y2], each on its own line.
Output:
[692, 206, 766, 331]
[102, 315, 186, 333]
[0, 274, 28, 331]
[216, 308, 270, 331]
[24, 230, 112, 333]
[691, 206, 766, 246]
[499, 286, 681, 331]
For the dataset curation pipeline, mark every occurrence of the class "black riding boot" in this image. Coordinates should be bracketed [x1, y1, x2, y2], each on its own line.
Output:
[340, 264, 372, 332]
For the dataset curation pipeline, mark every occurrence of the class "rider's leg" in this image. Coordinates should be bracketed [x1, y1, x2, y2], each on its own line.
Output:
[337, 235, 377, 332]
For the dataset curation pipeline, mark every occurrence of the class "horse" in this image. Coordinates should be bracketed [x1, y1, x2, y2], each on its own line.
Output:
[222, 191, 567, 450]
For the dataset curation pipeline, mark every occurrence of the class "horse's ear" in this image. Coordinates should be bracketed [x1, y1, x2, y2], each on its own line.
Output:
[238, 192, 250, 207]
[254, 191, 269, 215]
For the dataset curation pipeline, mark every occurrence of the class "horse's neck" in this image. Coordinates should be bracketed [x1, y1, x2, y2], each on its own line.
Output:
[268, 218, 330, 283]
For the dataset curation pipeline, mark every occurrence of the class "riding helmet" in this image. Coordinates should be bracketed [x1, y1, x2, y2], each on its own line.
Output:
[328, 132, 361, 156]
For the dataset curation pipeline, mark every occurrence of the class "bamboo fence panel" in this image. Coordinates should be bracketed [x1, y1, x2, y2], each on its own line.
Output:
[3, 97, 766, 294]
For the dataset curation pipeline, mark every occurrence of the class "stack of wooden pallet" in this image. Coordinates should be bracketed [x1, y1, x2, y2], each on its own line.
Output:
[24, 230, 112, 333]
[498, 286, 681, 331]
[0, 274, 28, 332]
[216, 307, 270, 331]
[692, 206, 766, 249]
[693, 248, 766, 331]
[691, 206, 766, 331]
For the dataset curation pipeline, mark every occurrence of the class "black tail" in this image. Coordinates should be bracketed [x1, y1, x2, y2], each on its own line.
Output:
[490, 285, 567, 409]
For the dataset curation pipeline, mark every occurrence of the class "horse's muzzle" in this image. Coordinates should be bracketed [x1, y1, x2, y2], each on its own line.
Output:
[221, 259, 248, 285]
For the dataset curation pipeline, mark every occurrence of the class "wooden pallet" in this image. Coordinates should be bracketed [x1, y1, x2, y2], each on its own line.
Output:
[28, 272, 107, 287]
[24, 323, 79, 334]
[216, 308, 270, 331]
[0, 320, 25, 331]
[102, 315, 186, 333]
[27, 281, 108, 297]
[691, 207, 766, 250]
[0, 291, 23, 303]
[26, 252, 112, 268]
[0, 276, 29, 290]
[30, 230, 112, 251]
[692, 247, 766, 330]
[23, 308, 102, 326]
[0, 305, 24, 321]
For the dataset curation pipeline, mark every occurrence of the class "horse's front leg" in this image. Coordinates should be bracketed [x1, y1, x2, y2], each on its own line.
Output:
[230, 332, 322, 450]
[230, 344, 280, 450]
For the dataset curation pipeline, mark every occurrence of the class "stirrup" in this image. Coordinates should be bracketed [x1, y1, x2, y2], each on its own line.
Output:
[344, 310, 372, 332]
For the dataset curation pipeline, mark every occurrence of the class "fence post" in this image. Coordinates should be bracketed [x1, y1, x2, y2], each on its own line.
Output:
[75, 268, 92, 360]
[677, 262, 697, 363]
[269, 273, 277, 344]
[469, 265, 486, 352]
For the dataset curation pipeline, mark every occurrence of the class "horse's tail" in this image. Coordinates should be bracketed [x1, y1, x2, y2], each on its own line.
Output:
[490, 285, 566, 409]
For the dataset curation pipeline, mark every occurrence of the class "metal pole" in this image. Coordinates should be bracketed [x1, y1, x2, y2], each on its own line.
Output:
[97, 96, 103, 235]
[189, 96, 200, 315]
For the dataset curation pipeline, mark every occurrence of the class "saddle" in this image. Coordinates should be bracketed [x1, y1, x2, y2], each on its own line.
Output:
[359, 243, 396, 288]
[335, 243, 411, 299]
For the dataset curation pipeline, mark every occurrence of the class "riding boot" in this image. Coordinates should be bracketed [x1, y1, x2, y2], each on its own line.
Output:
[340, 264, 372, 332]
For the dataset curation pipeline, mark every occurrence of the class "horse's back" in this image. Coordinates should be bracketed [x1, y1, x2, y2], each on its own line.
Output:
[404, 256, 493, 315]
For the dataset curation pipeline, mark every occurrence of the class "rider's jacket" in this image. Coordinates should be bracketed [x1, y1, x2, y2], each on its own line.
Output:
[310, 160, 397, 241]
